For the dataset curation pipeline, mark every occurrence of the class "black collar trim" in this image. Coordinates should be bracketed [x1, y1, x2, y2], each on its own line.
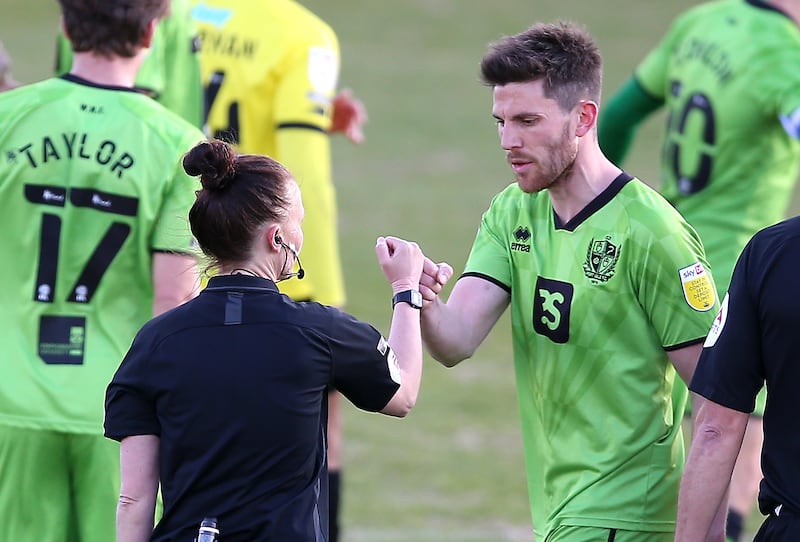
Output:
[555, 172, 633, 231]
[204, 274, 280, 293]
[746, 0, 793, 20]
[60, 73, 140, 93]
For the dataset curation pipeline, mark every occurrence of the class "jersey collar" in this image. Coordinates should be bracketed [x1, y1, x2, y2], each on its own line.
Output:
[554, 172, 633, 231]
[60, 73, 141, 93]
[747, 0, 794, 21]
[204, 274, 280, 293]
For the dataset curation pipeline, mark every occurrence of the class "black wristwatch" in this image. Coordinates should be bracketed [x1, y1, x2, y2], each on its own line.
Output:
[392, 289, 423, 309]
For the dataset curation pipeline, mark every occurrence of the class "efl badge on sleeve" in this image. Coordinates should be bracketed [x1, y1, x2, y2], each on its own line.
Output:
[703, 293, 729, 347]
[678, 262, 716, 312]
[308, 47, 338, 93]
[386, 349, 402, 385]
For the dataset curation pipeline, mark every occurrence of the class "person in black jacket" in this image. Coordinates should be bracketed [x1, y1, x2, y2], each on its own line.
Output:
[105, 139, 425, 542]
[677, 216, 800, 542]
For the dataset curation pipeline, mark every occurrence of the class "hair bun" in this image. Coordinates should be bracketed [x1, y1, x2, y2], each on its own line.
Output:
[183, 140, 237, 191]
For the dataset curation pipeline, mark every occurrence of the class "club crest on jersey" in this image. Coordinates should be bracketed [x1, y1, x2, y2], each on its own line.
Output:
[583, 236, 620, 283]
[510, 225, 531, 252]
[678, 262, 716, 312]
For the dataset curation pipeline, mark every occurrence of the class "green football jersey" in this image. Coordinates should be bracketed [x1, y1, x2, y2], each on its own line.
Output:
[464, 174, 718, 538]
[56, 0, 203, 128]
[636, 0, 800, 291]
[0, 76, 203, 434]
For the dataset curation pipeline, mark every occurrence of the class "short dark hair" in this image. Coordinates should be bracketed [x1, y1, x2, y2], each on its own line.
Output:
[184, 139, 294, 269]
[59, 0, 170, 58]
[480, 21, 603, 111]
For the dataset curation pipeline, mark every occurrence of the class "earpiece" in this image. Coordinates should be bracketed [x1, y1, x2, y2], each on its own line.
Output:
[275, 234, 305, 281]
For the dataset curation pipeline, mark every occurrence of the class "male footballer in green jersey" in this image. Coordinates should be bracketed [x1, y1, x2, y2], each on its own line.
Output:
[402, 22, 722, 541]
[598, 1, 800, 538]
[56, 0, 203, 128]
[0, 0, 203, 540]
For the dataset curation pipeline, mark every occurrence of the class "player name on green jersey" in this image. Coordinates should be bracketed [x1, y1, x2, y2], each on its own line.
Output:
[10, 132, 135, 178]
[0, 75, 203, 434]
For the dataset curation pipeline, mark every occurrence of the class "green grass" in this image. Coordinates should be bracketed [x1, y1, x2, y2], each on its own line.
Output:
[2, 1, 792, 540]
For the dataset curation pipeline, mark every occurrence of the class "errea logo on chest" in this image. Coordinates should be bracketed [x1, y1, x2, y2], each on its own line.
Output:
[510, 225, 531, 252]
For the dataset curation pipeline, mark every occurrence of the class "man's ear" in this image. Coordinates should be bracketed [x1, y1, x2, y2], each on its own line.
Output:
[575, 100, 599, 137]
[141, 18, 159, 49]
[60, 16, 70, 41]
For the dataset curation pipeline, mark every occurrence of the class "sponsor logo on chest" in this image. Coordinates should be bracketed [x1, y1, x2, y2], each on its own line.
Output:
[510, 225, 532, 252]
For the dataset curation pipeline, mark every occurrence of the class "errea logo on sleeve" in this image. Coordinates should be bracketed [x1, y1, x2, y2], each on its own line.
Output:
[679, 262, 716, 312]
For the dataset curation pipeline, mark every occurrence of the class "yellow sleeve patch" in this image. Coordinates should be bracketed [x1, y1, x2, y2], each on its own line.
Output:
[679, 262, 716, 312]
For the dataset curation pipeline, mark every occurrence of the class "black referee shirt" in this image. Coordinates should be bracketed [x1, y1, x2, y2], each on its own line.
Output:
[691, 216, 800, 516]
[105, 274, 401, 541]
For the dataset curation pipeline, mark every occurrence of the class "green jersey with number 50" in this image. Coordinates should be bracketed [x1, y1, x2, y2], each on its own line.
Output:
[0, 75, 203, 434]
[464, 174, 718, 539]
[635, 0, 800, 291]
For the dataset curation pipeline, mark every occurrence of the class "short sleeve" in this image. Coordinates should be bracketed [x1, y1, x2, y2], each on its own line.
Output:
[273, 25, 339, 131]
[634, 9, 694, 100]
[462, 190, 514, 290]
[634, 208, 719, 349]
[150, 134, 202, 254]
[327, 311, 400, 412]
[690, 242, 764, 412]
[770, 47, 800, 139]
[104, 332, 161, 441]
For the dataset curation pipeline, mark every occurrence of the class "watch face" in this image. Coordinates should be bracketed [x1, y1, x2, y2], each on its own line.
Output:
[394, 290, 422, 309]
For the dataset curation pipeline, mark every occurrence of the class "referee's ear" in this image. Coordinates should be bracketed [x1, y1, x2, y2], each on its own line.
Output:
[265, 225, 282, 252]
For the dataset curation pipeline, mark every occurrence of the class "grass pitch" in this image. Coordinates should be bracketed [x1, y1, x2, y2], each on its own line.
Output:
[2, 1, 791, 539]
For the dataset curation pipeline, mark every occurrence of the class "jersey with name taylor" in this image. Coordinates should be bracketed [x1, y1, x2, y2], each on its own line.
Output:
[635, 0, 800, 291]
[464, 174, 718, 537]
[0, 76, 203, 433]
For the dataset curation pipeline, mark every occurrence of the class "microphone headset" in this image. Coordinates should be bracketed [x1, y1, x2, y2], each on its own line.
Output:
[275, 235, 305, 280]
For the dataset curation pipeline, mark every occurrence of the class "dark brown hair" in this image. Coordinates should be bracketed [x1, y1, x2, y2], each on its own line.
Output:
[59, 0, 170, 58]
[185, 140, 294, 268]
[480, 21, 603, 111]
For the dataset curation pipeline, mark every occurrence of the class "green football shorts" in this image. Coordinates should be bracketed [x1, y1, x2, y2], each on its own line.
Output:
[0, 425, 118, 542]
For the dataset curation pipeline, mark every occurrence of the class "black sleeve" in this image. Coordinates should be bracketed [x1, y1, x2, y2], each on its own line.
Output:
[326, 310, 401, 412]
[104, 331, 161, 441]
[690, 241, 764, 413]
